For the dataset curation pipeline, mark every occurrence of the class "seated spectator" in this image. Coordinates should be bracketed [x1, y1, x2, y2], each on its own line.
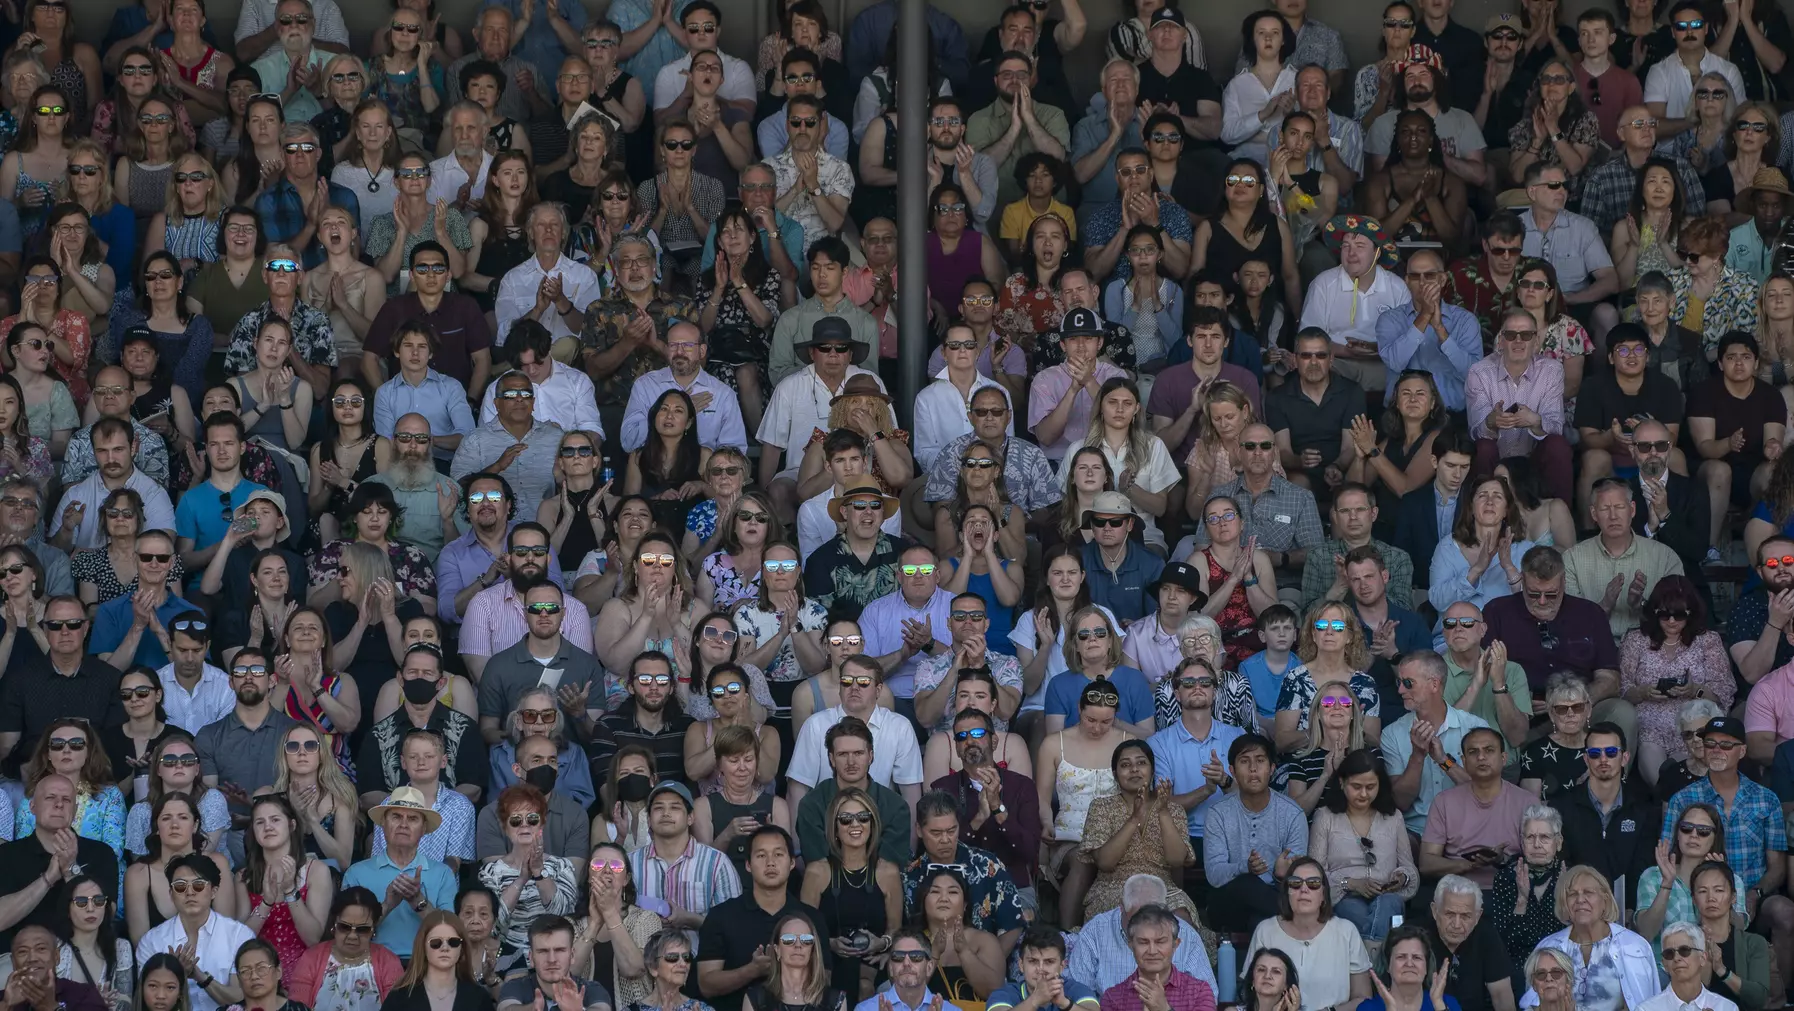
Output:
[476, 732, 591, 862]
[1272, 601, 1384, 755]
[1727, 173, 1789, 285]
[1619, 578, 1732, 780]
[63, 367, 169, 488]
[1638, 920, 1726, 1011]
[1524, 864, 1660, 1011]
[793, 713, 911, 866]
[1308, 747, 1415, 947]
[476, 785, 579, 970]
[285, 886, 404, 1009]
[1028, 309, 1129, 465]
[1077, 492, 1164, 627]
[1364, 110, 1469, 249]
[911, 864, 1007, 1003]
[1080, 736, 1202, 923]
[1098, 903, 1215, 1011]
[235, 793, 333, 975]
[1376, 264, 1478, 426]
[1242, 855, 1374, 1011]
[1727, 536, 1794, 687]
[1274, 672, 1373, 812]
[1239, 605, 1298, 731]
[1610, 160, 1691, 290]
[903, 791, 1025, 949]
[1299, 215, 1410, 394]
[474, 326, 603, 441]
[1520, 674, 1597, 799]
[1122, 561, 1207, 684]
[1384, 650, 1489, 832]
[1507, 58, 1600, 188]
[1662, 717, 1793, 940]
[690, 716, 791, 878]
[1573, 326, 1687, 508]
[1147, 306, 1263, 466]
[929, 707, 1039, 887]
[1183, 421, 1325, 575]
[1202, 733, 1307, 933]
[796, 787, 902, 1002]
[1419, 728, 1532, 888]
[1655, 699, 1725, 802]
[786, 647, 923, 821]
[1636, 800, 1743, 944]
[627, 781, 740, 935]
[1064, 873, 1217, 994]
[368, 728, 478, 866]
[356, 645, 488, 805]
[1190, 495, 1277, 667]
[1563, 479, 1687, 641]
[1049, 607, 1155, 738]
[124, 791, 229, 941]
[1556, 723, 1661, 907]
[1427, 873, 1516, 1011]
[130, 851, 254, 1011]
[987, 927, 1099, 1011]
[1386, 426, 1472, 593]
[1343, 545, 1430, 721]
[1033, 677, 1131, 924]
[1359, 925, 1458, 1011]
[1687, 859, 1771, 1010]
[1688, 332, 1785, 551]
[1464, 308, 1571, 502]
[1263, 328, 1360, 494]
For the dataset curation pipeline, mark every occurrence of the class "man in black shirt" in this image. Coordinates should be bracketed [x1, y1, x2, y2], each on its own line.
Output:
[0, 775, 121, 948]
[1726, 535, 1794, 685]
[1573, 324, 1686, 515]
[696, 825, 831, 1011]
[969, 4, 1076, 119]
[1413, 0, 1488, 110]
[0, 596, 124, 777]
[587, 651, 694, 790]
[1553, 722, 1659, 908]
[357, 644, 489, 806]
[1430, 873, 1517, 1011]
[1626, 419, 1709, 596]
[1134, 9, 1222, 148]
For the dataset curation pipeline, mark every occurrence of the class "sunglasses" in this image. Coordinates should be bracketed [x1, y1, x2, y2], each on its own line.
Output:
[1677, 821, 1715, 837]
[34, 105, 67, 116]
[159, 753, 199, 767]
[662, 953, 696, 964]
[559, 445, 597, 457]
[169, 878, 208, 893]
[779, 933, 816, 945]
[1088, 516, 1129, 528]
[394, 433, 431, 444]
[1313, 619, 1347, 631]
[662, 138, 696, 151]
[511, 546, 550, 559]
[396, 167, 431, 179]
[1240, 439, 1277, 451]
[828, 635, 864, 647]
[1636, 439, 1672, 453]
[1441, 617, 1479, 629]
[335, 921, 373, 935]
[139, 113, 173, 124]
[496, 389, 535, 400]
[1319, 695, 1355, 708]
[330, 72, 363, 83]
[702, 626, 740, 644]
[520, 709, 557, 724]
[1174, 676, 1216, 689]
[468, 490, 505, 504]
[934, 202, 968, 214]
[1075, 627, 1110, 640]
[709, 682, 745, 697]
[1225, 174, 1260, 186]
[285, 738, 320, 753]
[119, 686, 157, 701]
[1663, 945, 1702, 961]
[638, 552, 676, 567]
[840, 675, 876, 687]
[1084, 691, 1121, 706]
[70, 895, 107, 908]
[1530, 180, 1567, 191]
[507, 813, 543, 828]
[950, 610, 987, 622]
[1765, 555, 1794, 568]
[1286, 876, 1325, 891]
[789, 117, 820, 129]
[710, 465, 744, 477]
[901, 564, 936, 576]
[953, 727, 990, 741]
[1737, 120, 1770, 132]
[390, 21, 421, 32]
[890, 951, 932, 964]
[232, 664, 269, 677]
[814, 344, 854, 355]
[1585, 746, 1622, 758]
[836, 811, 874, 825]
[1656, 608, 1689, 620]
[427, 937, 463, 950]
[283, 142, 318, 153]
[67, 164, 100, 176]
[525, 602, 563, 616]
[635, 673, 673, 686]
[266, 259, 301, 272]
[139, 553, 172, 563]
[47, 736, 87, 751]
[40, 619, 85, 631]
[763, 559, 798, 574]
[1675, 18, 1706, 28]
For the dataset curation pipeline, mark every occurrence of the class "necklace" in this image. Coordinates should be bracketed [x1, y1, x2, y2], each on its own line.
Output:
[366, 165, 381, 193]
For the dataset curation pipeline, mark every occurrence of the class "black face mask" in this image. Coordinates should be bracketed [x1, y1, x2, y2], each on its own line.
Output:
[401, 677, 439, 705]
[616, 773, 652, 803]
[523, 764, 559, 794]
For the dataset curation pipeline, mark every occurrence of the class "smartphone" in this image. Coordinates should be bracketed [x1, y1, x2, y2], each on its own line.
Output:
[1656, 676, 1686, 694]
[1390, 914, 1404, 930]
[1504, 404, 1520, 413]
[1460, 846, 1496, 863]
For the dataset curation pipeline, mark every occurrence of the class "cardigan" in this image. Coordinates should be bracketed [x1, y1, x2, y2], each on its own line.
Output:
[287, 940, 405, 1008]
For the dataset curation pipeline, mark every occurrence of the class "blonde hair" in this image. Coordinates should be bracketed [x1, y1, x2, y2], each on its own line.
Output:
[1195, 380, 1258, 445]
[342, 541, 396, 601]
[1059, 605, 1123, 671]
[1296, 600, 1371, 671]
[619, 532, 694, 602]
[57, 139, 117, 214]
[270, 723, 359, 819]
[165, 150, 220, 223]
[1297, 678, 1367, 755]
[1553, 864, 1622, 923]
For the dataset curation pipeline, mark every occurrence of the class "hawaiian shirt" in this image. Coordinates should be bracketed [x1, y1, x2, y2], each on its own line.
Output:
[801, 531, 907, 615]
[1445, 256, 1512, 353]
[362, 207, 475, 297]
[307, 539, 438, 601]
[901, 841, 1026, 936]
[1031, 320, 1138, 372]
[577, 287, 698, 407]
[224, 300, 338, 374]
[1668, 265, 1759, 356]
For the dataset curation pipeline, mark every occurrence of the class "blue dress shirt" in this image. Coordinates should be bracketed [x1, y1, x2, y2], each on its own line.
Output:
[1376, 302, 1484, 411]
[373, 369, 478, 451]
[91, 591, 204, 668]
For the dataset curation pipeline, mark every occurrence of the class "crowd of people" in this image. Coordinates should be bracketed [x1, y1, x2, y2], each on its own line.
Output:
[0, 0, 1791, 1010]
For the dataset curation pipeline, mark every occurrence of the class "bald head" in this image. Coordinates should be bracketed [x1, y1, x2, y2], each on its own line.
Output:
[1618, 105, 1658, 152]
[94, 366, 134, 419]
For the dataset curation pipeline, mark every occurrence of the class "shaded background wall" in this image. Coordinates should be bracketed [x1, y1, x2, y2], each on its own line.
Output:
[74, 0, 1526, 97]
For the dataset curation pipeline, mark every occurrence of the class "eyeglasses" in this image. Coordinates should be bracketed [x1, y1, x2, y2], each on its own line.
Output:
[119, 686, 157, 701]
[159, 753, 199, 767]
[701, 626, 740, 645]
[1313, 619, 1346, 631]
[331, 395, 365, 407]
[840, 675, 876, 687]
[1088, 516, 1129, 529]
[1585, 746, 1622, 758]
[638, 552, 676, 567]
[953, 727, 990, 741]
[427, 937, 463, 950]
[950, 610, 987, 622]
[901, 564, 936, 576]
[525, 601, 563, 616]
[1677, 821, 1715, 837]
[0, 496, 37, 509]
[709, 681, 745, 697]
[335, 921, 373, 935]
[928, 115, 962, 127]
[1075, 627, 1110, 641]
[168, 878, 208, 893]
[507, 813, 543, 827]
[836, 811, 874, 825]
[284, 738, 320, 753]
[40, 619, 85, 631]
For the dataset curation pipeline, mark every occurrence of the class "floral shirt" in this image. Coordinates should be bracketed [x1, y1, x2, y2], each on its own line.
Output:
[1668, 265, 1759, 357]
[307, 539, 438, 601]
[900, 841, 1026, 936]
[224, 301, 337, 374]
[1635, 865, 1748, 951]
[361, 207, 474, 297]
[0, 434, 52, 491]
[0, 312, 93, 408]
[1507, 111, 1603, 197]
[1543, 313, 1595, 417]
[732, 598, 828, 683]
[1445, 257, 1513, 352]
[996, 272, 1065, 352]
[577, 287, 699, 407]
[1274, 665, 1380, 734]
[1154, 666, 1257, 731]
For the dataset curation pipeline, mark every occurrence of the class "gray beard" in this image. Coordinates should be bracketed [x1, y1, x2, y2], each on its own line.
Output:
[385, 459, 437, 490]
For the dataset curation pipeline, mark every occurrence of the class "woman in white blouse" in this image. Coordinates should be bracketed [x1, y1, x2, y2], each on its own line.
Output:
[1243, 854, 1375, 1011]
[1056, 377, 1179, 551]
[1525, 865, 1660, 1011]
[1221, 11, 1298, 165]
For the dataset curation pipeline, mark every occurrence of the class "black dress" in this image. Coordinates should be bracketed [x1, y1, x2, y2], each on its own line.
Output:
[381, 979, 496, 1011]
[552, 483, 604, 573]
[849, 113, 898, 229]
[132, 377, 175, 422]
[541, 169, 598, 226]
[707, 788, 774, 879]
[1372, 426, 1442, 539]
[473, 223, 532, 313]
[322, 437, 380, 524]
[325, 596, 425, 756]
[1204, 215, 1285, 287]
[814, 863, 885, 1005]
[742, 984, 847, 1011]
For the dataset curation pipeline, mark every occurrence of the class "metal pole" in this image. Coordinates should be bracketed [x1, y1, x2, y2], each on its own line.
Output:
[894, 0, 928, 429]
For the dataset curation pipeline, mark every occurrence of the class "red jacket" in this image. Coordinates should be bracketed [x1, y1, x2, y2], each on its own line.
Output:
[286, 941, 405, 1007]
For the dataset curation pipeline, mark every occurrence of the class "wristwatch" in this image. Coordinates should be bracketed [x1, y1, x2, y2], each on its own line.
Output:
[1550, 131, 1565, 143]
[1365, 446, 1382, 459]
[1437, 755, 1459, 770]
[1492, 685, 1510, 694]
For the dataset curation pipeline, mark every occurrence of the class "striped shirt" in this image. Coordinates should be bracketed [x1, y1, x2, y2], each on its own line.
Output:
[163, 215, 220, 265]
[369, 785, 478, 864]
[628, 836, 741, 951]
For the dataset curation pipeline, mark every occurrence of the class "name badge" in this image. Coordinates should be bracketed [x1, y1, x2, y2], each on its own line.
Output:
[1274, 514, 1292, 524]
[1620, 819, 1636, 833]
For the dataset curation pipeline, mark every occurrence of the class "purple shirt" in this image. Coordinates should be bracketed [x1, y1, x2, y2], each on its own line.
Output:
[1027, 361, 1128, 462]
[1145, 362, 1264, 459]
[1464, 353, 1566, 458]
[857, 587, 954, 699]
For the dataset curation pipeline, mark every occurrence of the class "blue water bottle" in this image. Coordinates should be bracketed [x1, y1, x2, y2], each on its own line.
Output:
[1216, 939, 1237, 1003]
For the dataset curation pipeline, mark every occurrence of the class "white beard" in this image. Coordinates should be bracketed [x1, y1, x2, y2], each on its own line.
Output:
[386, 459, 437, 490]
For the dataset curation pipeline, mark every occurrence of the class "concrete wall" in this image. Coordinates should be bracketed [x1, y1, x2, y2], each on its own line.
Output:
[77, 0, 1522, 92]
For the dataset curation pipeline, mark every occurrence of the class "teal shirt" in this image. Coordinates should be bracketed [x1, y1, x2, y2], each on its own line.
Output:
[343, 851, 459, 955]
[1728, 219, 1776, 285]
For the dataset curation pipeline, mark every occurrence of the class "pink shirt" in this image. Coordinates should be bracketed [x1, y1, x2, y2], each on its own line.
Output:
[1027, 361, 1128, 462]
[459, 581, 595, 658]
[1744, 662, 1794, 740]
[1574, 63, 1645, 147]
[841, 265, 903, 359]
[1421, 780, 1533, 888]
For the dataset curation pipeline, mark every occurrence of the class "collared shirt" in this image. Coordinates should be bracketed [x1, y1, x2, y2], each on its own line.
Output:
[0, 656, 125, 773]
[912, 370, 1012, 470]
[1728, 218, 1776, 284]
[493, 254, 602, 346]
[477, 361, 604, 439]
[756, 100, 851, 160]
[1082, 540, 1164, 625]
[1101, 969, 1218, 1011]
[1266, 106, 1366, 177]
[1122, 613, 1185, 682]
[91, 591, 202, 669]
[234, 0, 349, 44]
[249, 48, 334, 126]
[1150, 717, 1247, 835]
[195, 707, 297, 811]
[368, 785, 477, 863]
[758, 365, 890, 470]
[253, 175, 361, 268]
[1465, 353, 1566, 457]
[766, 295, 882, 387]
[619, 368, 748, 452]
[372, 369, 476, 446]
[796, 483, 904, 561]
[578, 287, 700, 407]
[476, 637, 604, 728]
[460, 583, 594, 658]
[1376, 303, 1484, 410]
[342, 851, 459, 956]
[766, 148, 856, 245]
[1299, 264, 1412, 347]
[50, 469, 176, 549]
[1442, 655, 1534, 755]
[857, 587, 954, 700]
[1221, 64, 1298, 163]
[1082, 197, 1194, 282]
[1562, 534, 1687, 639]
[628, 836, 741, 949]
[61, 419, 168, 487]
[1065, 906, 1217, 994]
[699, 213, 804, 274]
[1187, 473, 1325, 555]
[649, 48, 756, 107]
[1203, 791, 1309, 886]
[987, 980, 1099, 1011]
[930, 767, 1042, 886]
[1577, 151, 1708, 236]
[365, 470, 467, 566]
[1381, 705, 1492, 832]
[435, 522, 568, 624]
[966, 99, 1075, 206]
[449, 419, 566, 516]
[157, 662, 234, 735]
[1635, 987, 1739, 1011]
[135, 912, 257, 1011]
[788, 704, 925, 789]
[224, 300, 337, 374]
[922, 433, 1060, 512]
[588, 699, 694, 788]
[1662, 775, 1787, 890]
[1519, 208, 1614, 293]
[852, 990, 945, 1011]
[425, 150, 494, 207]
[1444, 255, 1516, 341]
[1643, 50, 1748, 118]
[900, 840, 1024, 934]
[1299, 537, 1416, 612]
[1027, 361, 1128, 461]
[357, 704, 488, 796]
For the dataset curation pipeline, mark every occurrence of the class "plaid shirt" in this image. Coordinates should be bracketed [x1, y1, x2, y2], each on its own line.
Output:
[253, 177, 363, 269]
[1299, 537, 1415, 612]
[224, 300, 338, 374]
[1100, 971, 1218, 1011]
[1661, 775, 1787, 890]
[1576, 152, 1708, 237]
[1188, 473, 1325, 556]
[920, 434, 1062, 512]
[578, 287, 698, 407]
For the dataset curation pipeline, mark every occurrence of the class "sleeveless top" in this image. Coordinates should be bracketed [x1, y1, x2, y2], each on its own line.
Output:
[849, 112, 900, 227]
[705, 784, 773, 872]
[1052, 733, 1117, 840]
[486, 118, 520, 154]
[1205, 215, 1285, 286]
[816, 862, 885, 1004]
[472, 223, 531, 312]
[302, 267, 375, 358]
[1202, 547, 1260, 668]
[164, 214, 220, 264]
[234, 375, 301, 449]
[1386, 171, 1438, 243]
[13, 166, 55, 235]
[284, 675, 355, 779]
[164, 45, 224, 87]
[127, 162, 173, 219]
[321, 437, 379, 518]
[248, 864, 312, 990]
[132, 377, 175, 422]
[926, 229, 987, 308]
[701, 551, 761, 612]
[554, 484, 602, 572]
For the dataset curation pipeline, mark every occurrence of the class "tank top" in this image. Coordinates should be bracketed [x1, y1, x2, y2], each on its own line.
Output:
[926, 230, 987, 308]
[1052, 734, 1117, 840]
[1204, 215, 1284, 285]
[705, 785, 773, 874]
[555, 484, 602, 572]
[127, 162, 174, 219]
[473, 223, 532, 312]
[234, 374, 301, 449]
[132, 377, 175, 422]
[816, 862, 884, 1004]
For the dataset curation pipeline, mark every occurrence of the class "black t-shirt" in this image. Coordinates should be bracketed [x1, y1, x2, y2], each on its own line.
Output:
[1432, 919, 1514, 1011]
[1138, 61, 1223, 147]
[0, 834, 120, 948]
[1687, 377, 1786, 458]
[1266, 378, 1362, 460]
[1572, 370, 1687, 436]
[1726, 586, 1794, 671]
[696, 895, 831, 1011]
[1519, 736, 1590, 800]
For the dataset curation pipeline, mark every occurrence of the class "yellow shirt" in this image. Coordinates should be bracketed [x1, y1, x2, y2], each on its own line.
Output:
[998, 197, 1079, 243]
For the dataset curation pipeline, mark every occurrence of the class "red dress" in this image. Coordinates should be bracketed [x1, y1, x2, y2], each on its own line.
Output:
[249, 868, 311, 990]
[1202, 547, 1259, 669]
